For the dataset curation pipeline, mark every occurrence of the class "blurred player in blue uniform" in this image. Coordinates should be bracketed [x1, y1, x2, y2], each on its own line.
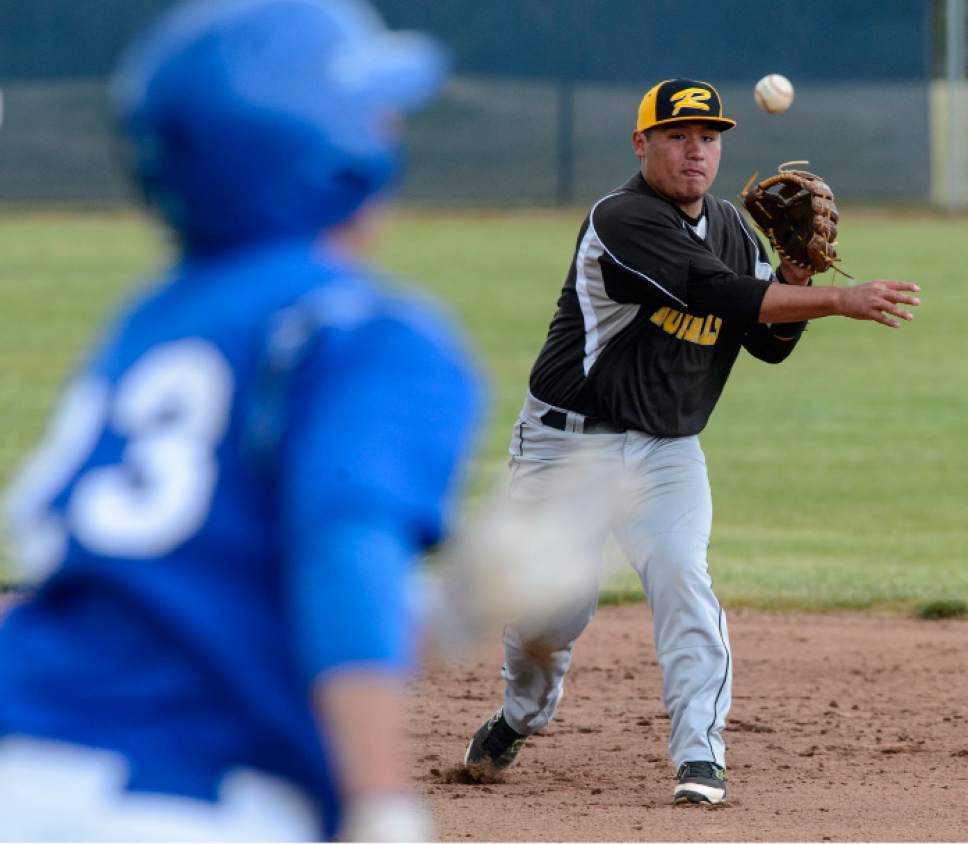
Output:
[0, 0, 480, 839]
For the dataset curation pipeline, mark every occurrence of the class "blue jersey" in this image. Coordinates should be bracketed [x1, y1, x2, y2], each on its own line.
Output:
[0, 237, 481, 838]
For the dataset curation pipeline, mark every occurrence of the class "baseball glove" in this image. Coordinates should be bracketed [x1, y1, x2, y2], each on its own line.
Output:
[740, 161, 848, 277]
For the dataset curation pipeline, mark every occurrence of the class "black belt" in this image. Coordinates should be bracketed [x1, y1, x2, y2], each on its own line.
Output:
[540, 409, 625, 435]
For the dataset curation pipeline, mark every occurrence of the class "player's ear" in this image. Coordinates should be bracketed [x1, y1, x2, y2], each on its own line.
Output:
[632, 130, 648, 158]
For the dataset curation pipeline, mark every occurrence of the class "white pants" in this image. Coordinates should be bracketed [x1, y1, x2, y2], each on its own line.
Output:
[501, 395, 732, 768]
[0, 735, 320, 842]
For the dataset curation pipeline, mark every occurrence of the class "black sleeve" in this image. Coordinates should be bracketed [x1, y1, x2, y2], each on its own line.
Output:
[742, 270, 809, 364]
[592, 196, 771, 324]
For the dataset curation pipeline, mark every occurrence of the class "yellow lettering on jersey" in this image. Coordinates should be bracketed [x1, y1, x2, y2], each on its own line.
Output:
[684, 315, 704, 344]
[699, 315, 722, 345]
[649, 306, 722, 347]
[663, 309, 684, 333]
[670, 88, 712, 115]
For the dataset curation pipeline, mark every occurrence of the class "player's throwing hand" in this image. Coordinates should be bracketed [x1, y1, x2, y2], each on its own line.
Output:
[837, 280, 920, 327]
[758, 277, 921, 327]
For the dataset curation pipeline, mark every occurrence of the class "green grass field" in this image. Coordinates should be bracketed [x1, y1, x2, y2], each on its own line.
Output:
[1, 208, 965, 613]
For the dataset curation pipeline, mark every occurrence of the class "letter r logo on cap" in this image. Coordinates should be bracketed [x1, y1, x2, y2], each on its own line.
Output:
[670, 88, 712, 115]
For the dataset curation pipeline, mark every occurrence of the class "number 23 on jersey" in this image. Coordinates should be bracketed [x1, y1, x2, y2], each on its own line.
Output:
[5, 339, 234, 581]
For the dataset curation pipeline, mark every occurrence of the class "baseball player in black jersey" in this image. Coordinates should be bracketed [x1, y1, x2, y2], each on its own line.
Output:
[462, 78, 920, 805]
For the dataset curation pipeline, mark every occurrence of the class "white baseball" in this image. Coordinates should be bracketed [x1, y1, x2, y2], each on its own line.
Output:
[754, 74, 794, 114]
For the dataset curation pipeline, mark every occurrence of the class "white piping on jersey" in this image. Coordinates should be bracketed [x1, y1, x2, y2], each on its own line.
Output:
[576, 192, 688, 376]
[574, 200, 608, 375]
[591, 195, 688, 309]
[724, 201, 774, 281]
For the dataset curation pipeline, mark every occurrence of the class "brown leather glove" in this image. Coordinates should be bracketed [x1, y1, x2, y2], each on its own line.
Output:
[741, 162, 846, 276]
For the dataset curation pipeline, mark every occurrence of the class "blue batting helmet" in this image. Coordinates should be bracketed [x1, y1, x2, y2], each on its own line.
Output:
[112, 0, 446, 251]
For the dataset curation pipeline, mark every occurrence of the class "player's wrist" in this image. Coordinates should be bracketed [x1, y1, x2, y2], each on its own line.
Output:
[776, 262, 812, 286]
[836, 285, 849, 313]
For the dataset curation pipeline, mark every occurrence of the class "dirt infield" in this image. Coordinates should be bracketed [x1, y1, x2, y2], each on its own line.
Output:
[411, 604, 968, 841]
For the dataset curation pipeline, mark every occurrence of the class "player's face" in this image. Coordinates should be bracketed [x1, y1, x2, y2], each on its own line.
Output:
[326, 200, 388, 258]
[634, 123, 722, 213]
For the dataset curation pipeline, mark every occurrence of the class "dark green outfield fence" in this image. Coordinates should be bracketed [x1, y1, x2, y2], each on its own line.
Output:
[0, 0, 948, 205]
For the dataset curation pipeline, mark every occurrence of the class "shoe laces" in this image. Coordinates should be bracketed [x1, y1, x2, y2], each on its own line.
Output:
[679, 761, 725, 781]
[483, 713, 523, 757]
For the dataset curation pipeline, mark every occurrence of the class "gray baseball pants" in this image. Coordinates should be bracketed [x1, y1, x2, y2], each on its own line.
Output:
[501, 393, 731, 768]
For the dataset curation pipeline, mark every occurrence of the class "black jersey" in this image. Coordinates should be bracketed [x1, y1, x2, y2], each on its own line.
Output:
[529, 173, 806, 436]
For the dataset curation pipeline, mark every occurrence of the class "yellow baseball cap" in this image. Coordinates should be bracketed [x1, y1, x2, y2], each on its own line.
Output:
[636, 78, 736, 132]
